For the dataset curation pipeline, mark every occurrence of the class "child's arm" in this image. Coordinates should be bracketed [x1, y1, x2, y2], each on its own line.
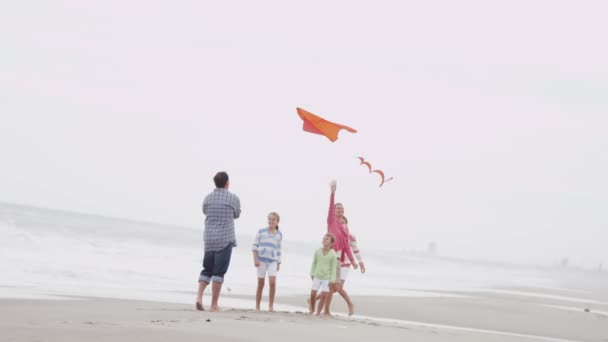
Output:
[252, 251, 260, 267]
[277, 234, 282, 271]
[350, 237, 365, 273]
[252, 230, 261, 267]
[310, 251, 318, 279]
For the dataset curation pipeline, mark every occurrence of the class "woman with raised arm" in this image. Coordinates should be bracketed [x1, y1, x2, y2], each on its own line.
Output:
[323, 180, 358, 316]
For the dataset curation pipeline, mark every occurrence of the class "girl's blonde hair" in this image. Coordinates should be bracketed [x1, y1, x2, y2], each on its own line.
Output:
[268, 212, 280, 230]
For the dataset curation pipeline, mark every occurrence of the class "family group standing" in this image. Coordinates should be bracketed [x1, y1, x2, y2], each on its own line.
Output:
[196, 171, 365, 317]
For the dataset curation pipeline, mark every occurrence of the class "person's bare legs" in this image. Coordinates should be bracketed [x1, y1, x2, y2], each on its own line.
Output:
[337, 280, 354, 316]
[268, 276, 276, 312]
[309, 290, 318, 314]
[315, 281, 354, 316]
[315, 280, 346, 302]
[196, 281, 208, 311]
[210, 282, 223, 312]
[323, 283, 336, 316]
[255, 277, 265, 311]
[317, 291, 329, 317]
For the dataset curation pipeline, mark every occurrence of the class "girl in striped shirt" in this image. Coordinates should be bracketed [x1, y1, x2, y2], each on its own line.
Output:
[252, 212, 283, 312]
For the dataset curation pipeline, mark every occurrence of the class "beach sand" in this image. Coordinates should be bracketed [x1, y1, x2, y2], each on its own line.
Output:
[2, 292, 607, 342]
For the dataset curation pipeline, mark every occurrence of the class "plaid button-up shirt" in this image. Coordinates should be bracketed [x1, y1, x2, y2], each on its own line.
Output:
[202, 188, 241, 251]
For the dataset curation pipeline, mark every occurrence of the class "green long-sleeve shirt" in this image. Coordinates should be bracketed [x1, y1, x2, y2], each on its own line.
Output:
[310, 248, 337, 282]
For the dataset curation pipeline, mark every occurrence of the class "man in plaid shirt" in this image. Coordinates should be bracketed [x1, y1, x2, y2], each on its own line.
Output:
[196, 171, 241, 312]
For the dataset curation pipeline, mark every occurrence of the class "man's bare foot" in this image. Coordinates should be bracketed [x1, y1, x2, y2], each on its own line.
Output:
[255, 308, 260, 312]
[196, 302, 204, 311]
[348, 303, 355, 316]
[210, 305, 222, 312]
[268, 307, 274, 312]
[321, 313, 331, 319]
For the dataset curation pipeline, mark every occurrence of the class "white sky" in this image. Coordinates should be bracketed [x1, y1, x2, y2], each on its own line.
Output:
[1, 1, 607, 267]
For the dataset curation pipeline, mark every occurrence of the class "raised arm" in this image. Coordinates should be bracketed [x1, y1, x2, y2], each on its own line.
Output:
[327, 180, 337, 225]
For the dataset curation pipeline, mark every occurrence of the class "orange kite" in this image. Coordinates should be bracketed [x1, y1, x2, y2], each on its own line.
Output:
[356, 156, 394, 187]
[297, 107, 357, 142]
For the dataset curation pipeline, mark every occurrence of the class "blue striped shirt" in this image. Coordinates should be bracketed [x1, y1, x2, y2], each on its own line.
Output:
[252, 228, 282, 263]
[202, 188, 241, 251]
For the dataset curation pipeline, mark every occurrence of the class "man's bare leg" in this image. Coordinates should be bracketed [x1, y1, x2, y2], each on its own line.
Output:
[210, 282, 223, 312]
[196, 281, 208, 311]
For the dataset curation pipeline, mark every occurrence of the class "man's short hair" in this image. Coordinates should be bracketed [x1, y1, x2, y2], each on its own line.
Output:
[213, 171, 229, 188]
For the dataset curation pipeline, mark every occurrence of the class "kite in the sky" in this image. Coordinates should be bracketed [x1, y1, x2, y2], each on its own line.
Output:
[356, 156, 394, 187]
[372, 169, 394, 187]
[356, 156, 372, 173]
[297, 107, 357, 142]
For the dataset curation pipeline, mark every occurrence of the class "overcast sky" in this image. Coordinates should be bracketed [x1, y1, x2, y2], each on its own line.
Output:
[1, 1, 607, 267]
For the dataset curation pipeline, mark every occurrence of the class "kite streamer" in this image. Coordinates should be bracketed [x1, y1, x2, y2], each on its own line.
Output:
[356, 156, 394, 187]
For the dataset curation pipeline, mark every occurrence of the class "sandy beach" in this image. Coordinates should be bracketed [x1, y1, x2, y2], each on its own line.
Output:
[2, 291, 607, 342]
[2, 203, 607, 341]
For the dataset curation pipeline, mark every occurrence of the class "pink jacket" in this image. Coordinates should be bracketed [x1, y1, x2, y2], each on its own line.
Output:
[327, 193, 356, 265]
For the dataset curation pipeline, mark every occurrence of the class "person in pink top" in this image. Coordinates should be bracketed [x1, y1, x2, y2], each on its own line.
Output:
[324, 180, 358, 316]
